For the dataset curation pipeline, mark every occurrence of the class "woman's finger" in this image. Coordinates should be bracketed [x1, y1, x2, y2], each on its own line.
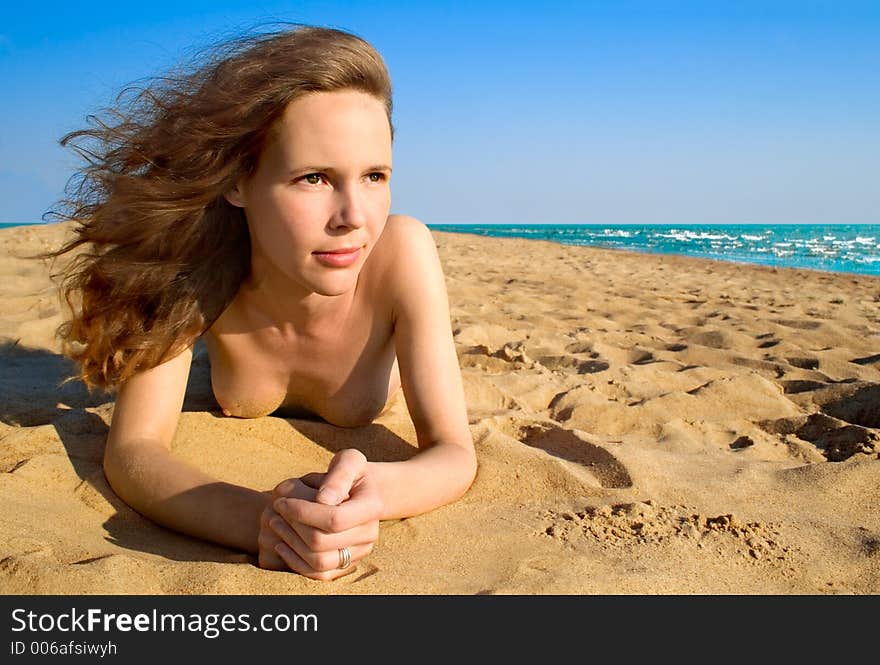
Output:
[270, 513, 378, 554]
[315, 449, 367, 506]
[299, 472, 325, 490]
[257, 527, 289, 571]
[274, 477, 319, 501]
[274, 541, 367, 580]
[274, 477, 382, 533]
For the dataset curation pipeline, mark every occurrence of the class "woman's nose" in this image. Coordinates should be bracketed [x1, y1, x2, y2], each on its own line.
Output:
[330, 185, 368, 229]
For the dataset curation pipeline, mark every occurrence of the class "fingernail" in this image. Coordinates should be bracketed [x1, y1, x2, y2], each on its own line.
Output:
[273, 499, 285, 512]
[278, 480, 294, 495]
[317, 488, 339, 505]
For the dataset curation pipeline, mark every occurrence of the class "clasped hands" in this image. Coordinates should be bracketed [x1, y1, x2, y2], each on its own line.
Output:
[257, 449, 383, 580]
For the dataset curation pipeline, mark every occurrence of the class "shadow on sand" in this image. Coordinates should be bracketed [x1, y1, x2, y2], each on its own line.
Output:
[1, 339, 416, 566]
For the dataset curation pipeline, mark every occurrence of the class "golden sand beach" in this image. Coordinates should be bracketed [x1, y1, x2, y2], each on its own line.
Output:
[1, 221, 878, 594]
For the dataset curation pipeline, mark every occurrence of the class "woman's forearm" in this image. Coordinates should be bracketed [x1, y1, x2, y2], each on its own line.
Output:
[104, 435, 476, 553]
[103, 440, 269, 554]
[367, 442, 477, 520]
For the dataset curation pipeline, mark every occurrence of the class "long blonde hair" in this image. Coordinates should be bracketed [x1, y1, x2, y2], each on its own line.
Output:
[49, 25, 393, 390]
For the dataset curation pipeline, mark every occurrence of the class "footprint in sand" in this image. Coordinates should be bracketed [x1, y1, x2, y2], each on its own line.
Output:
[514, 421, 632, 489]
[785, 356, 820, 370]
[563, 341, 596, 354]
[771, 318, 823, 330]
[459, 343, 531, 372]
[851, 353, 880, 366]
[778, 379, 827, 394]
[628, 349, 658, 365]
[539, 501, 795, 564]
[759, 404, 880, 462]
[814, 383, 880, 429]
[537, 355, 610, 374]
[462, 340, 612, 376]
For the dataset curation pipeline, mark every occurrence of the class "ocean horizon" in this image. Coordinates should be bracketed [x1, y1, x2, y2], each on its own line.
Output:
[3, 221, 879, 277]
[429, 223, 880, 277]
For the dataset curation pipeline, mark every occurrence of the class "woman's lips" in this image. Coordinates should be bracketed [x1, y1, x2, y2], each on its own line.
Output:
[312, 246, 362, 268]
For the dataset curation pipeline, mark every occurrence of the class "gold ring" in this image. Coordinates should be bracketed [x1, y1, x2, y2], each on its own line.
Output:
[338, 547, 352, 570]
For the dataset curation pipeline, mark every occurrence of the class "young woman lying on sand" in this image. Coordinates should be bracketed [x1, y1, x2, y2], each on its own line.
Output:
[49, 25, 476, 580]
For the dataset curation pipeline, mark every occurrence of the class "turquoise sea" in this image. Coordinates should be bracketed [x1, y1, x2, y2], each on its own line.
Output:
[429, 224, 880, 277]
[3, 222, 879, 277]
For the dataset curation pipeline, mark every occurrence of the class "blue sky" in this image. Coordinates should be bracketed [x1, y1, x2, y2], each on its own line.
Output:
[1, 1, 878, 225]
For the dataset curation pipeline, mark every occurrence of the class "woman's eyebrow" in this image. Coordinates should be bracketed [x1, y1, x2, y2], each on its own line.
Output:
[289, 164, 392, 175]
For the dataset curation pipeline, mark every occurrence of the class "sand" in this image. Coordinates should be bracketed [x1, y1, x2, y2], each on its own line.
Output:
[1, 221, 878, 595]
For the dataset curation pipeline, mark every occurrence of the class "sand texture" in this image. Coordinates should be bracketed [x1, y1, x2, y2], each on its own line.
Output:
[1, 221, 879, 594]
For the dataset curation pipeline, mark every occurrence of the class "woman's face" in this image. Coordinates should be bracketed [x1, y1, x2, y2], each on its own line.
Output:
[228, 90, 392, 297]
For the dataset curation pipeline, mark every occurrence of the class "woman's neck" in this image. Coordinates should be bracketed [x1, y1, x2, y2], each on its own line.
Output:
[240, 260, 357, 341]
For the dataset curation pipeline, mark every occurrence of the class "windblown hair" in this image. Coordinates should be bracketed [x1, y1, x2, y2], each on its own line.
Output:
[48, 24, 393, 390]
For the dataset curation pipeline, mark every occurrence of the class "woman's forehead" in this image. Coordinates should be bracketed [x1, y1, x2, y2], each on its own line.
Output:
[278, 91, 389, 138]
[267, 90, 392, 165]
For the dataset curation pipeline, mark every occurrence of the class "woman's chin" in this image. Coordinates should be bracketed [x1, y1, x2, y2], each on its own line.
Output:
[307, 273, 361, 297]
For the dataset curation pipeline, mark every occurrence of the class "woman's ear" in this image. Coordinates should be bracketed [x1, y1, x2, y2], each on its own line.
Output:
[224, 182, 246, 208]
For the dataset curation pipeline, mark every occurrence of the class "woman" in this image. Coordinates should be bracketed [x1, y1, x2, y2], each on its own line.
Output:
[50, 25, 476, 581]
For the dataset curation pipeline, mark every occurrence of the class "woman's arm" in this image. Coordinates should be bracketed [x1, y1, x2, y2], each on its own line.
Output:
[302, 215, 477, 520]
[103, 347, 270, 553]
[371, 217, 476, 517]
[272, 216, 476, 575]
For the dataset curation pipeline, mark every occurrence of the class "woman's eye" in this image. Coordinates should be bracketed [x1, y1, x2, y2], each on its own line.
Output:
[303, 173, 323, 185]
[368, 172, 385, 183]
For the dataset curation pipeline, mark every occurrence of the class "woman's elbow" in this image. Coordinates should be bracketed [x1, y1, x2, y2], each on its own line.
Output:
[102, 445, 133, 504]
[102, 439, 158, 509]
[453, 444, 478, 500]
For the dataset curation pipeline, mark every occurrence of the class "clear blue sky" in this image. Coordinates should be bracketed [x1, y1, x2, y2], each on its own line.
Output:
[1, 1, 878, 225]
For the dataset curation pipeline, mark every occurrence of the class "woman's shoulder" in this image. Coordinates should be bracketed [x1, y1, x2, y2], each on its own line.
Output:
[365, 213, 441, 297]
[382, 213, 432, 241]
[371, 214, 435, 266]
